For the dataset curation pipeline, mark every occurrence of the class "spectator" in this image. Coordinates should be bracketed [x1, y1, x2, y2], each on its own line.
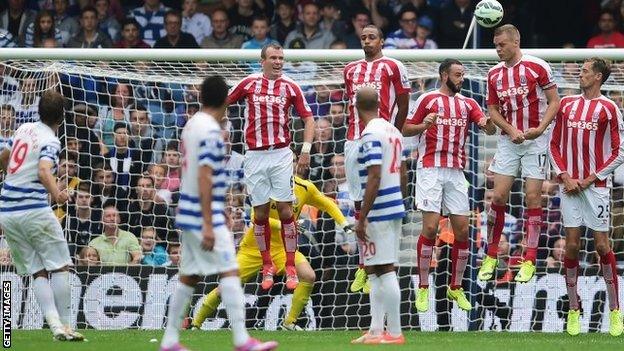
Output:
[306, 84, 332, 118]
[285, 2, 336, 49]
[309, 117, 336, 186]
[67, 6, 113, 48]
[587, 10, 624, 48]
[105, 122, 142, 190]
[0, 0, 36, 45]
[167, 242, 180, 266]
[53, 0, 80, 46]
[129, 104, 164, 168]
[349, 0, 390, 31]
[10, 77, 40, 127]
[223, 126, 245, 187]
[181, 0, 212, 45]
[414, 16, 437, 49]
[88, 203, 142, 266]
[69, 104, 106, 175]
[0, 64, 18, 105]
[98, 82, 133, 149]
[328, 101, 347, 146]
[140, 227, 170, 266]
[342, 9, 370, 49]
[77, 246, 100, 266]
[436, 0, 473, 48]
[0, 105, 15, 149]
[319, 1, 346, 40]
[227, 0, 268, 39]
[323, 154, 354, 220]
[270, 0, 296, 45]
[0, 29, 18, 48]
[65, 182, 102, 259]
[160, 142, 181, 194]
[54, 153, 82, 220]
[546, 237, 565, 269]
[127, 174, 173, 241]
[241, 15, 276, 49]
[129, 0, 169, 47]
[95, 0, 121, 42]
[148, 164, 172, 204]
[200, 8, 244, 48]
[92, 163, 130, 212]
[114, 17, 150, 48]
[24, 10, 63, 47]
[154, 10, 199, 48]
[384, 5, 418, 49]
[41, 37, 59, 47]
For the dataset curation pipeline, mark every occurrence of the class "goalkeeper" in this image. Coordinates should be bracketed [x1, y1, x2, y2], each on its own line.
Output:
[191, 174, 352, 331]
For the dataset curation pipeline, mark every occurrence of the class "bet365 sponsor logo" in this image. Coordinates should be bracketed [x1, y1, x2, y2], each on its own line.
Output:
[496, 86, 530, 99]
[353, 81, 382, 92]
[252, 94, 287, 104]
[566, 119, 598, 131]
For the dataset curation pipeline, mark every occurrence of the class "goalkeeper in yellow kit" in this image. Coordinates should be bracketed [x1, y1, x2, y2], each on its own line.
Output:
[191, 175, 352, 331]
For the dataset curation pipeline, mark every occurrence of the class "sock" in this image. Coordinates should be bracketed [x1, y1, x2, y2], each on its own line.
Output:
[285, 281, 314, 325]
[368, 274, 384, 336]
[564, 257, 580, 311]
[450, 239, 469, 290]
[524, 208, 542, 263]
[192, 288, 221, 327]
[253, 218, 272, 267]
[50, 271, 72, 326]
[281, 216, 297, 268]
[486, 203, 507, 258]
[32, 277, 63, 331]
[600, 251, 620, 311]
[355, 210, 364, 268]
[417, 235, 435, 288]
[161, 282, 194, 348]
[379, 271, 402, 337]
[220, 276, 250, 347]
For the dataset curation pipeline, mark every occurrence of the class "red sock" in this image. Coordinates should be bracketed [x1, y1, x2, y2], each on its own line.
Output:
[564, 257, 580, 310]
[355, 210, 364, 269]
[450, 239, 469, 290]
[417, 235, 435, 288]
[524, 208, 542, 263]
[281, 216, 297, 268]
[600, 251, 619, 310]
[486, 204, 507, 258]
[254, 218, 272, 267]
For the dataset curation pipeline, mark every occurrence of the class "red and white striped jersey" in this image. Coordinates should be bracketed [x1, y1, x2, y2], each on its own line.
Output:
[550, 94, 624, 187]
[343, 56, 411, 140]
[486, 55, 556, 133]
[228, 73, 313, 150]
[407, 91, 485, 169]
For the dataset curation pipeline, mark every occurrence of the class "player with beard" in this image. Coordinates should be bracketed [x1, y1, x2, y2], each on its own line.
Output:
[342, 24, 411, 293]
[403, 59, 496, 312]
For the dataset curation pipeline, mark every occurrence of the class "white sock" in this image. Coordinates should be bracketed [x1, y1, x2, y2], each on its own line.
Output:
[379, 271, 402, 337]
[32, 276, 63, 331]
[368, 274, 384, 336]
[50, 271, 72, 326]
[220, 276, 250, 347]
[161, 282, 194, 348]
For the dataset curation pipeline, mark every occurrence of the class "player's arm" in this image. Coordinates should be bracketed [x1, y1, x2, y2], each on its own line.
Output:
[0, 148, 9, 173]
[38, 144, 67, 204]
[587, 107, 624, 187]
[400, 151, 408, 198]
[468, 99, 496, 135]
[358, 164, 381, 241]
[402, 94, 437, 136]
[549, 105, 580, 194]
[305, 180, 348, 227]
[392, 61, 411, 131]
[292, 83, 315, 176]
[226, 78, 248, 106]
[524, 87, 560, 140]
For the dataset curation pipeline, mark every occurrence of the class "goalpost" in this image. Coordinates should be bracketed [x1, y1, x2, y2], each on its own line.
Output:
[1, 48, 624, 332]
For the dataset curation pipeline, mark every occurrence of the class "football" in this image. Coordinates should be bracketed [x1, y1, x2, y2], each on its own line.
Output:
[474, 0, 504, 28]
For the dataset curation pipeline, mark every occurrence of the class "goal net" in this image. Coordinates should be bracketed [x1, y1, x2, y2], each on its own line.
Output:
[1, 48, 623, 332]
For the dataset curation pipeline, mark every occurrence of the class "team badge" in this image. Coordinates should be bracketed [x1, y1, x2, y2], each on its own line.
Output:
[496, 79, 503, 90]
[520, 75, 527, 86]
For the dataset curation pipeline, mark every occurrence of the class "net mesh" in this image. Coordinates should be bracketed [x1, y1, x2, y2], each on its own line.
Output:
[1, 55, 624, 332]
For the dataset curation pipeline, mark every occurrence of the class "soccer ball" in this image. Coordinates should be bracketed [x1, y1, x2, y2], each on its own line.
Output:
[474, 0, 504, 28]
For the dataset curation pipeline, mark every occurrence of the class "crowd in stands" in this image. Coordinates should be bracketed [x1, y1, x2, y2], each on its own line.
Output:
[2, 0, 624, 50]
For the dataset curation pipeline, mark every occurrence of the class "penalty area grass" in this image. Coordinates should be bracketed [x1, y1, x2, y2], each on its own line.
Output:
[9, 330, 620, 351]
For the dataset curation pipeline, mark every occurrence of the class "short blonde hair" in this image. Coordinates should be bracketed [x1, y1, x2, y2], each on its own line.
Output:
[494, 24, 520, 41]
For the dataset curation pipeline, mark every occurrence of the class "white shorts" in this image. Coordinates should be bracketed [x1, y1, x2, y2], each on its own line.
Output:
[488, 134, 550, 180]
[179, 225, 238, 276]
[415, 167, 470, 216]
[244, 147, 294, 206]
[561, 185, 611, 232]
[0, 209, 72, 276]
[363, 219, 401, 266]
[344, 140, 363, 202]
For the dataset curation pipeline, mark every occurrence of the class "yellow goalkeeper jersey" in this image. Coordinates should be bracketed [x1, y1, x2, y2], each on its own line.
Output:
[239, 176, 348, 251]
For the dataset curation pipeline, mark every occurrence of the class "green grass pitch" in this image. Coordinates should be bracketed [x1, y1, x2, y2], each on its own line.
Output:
[9, 330, 622, 351]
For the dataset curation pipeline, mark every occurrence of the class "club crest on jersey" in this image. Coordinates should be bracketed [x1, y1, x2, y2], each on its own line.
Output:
[254, 83, 262, 94]
[437, 106, 445, 116]
[496, 79, 503, 90]
[520, 75, 527, 86]
[592, 108, 601, 121]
